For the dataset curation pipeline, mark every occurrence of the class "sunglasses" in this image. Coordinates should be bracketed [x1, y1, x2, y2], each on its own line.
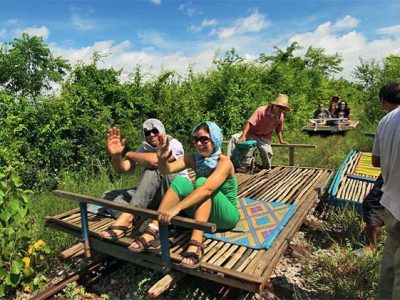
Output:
[144, 128, 159, 136]
[192, 136, 211, 145]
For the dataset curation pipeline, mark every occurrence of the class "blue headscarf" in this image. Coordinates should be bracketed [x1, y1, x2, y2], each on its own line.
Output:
[192, 121, 223, 175]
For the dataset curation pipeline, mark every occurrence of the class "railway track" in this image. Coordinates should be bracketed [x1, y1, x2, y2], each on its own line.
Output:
[30, 252, 123, 300]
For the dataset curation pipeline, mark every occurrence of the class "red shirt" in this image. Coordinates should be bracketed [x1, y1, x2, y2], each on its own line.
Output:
[247, 105, 284, 142]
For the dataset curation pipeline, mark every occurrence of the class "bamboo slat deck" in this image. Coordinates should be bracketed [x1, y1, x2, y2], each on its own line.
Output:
[327, 149, 379, 210]
[46, 166, 332, 294]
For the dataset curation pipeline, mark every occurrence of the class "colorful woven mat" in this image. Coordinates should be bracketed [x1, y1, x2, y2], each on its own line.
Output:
[205, 197, 296, 249]
[355, 152, 380, 178]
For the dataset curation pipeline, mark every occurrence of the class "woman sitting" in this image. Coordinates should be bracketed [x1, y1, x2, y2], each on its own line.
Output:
[334, 101, 351, 119]
[313, 103, 331, 119]
[128, 121, 240, 269]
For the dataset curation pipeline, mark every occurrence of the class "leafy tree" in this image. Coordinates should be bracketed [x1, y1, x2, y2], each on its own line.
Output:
[0, 33, 69, 97]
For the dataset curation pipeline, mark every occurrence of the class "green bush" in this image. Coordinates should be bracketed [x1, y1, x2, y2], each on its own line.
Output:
[0, 167, 49, 297]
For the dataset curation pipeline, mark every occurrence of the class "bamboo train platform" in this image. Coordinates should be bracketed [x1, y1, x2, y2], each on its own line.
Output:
[327, 149, 380, 211]
[46, 166, 333, 295]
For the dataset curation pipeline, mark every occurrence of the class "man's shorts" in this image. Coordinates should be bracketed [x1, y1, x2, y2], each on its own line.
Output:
[362, 174, 384, 227]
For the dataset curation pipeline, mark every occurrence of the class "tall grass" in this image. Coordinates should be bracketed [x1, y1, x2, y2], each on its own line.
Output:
[302, 205, 384, 299]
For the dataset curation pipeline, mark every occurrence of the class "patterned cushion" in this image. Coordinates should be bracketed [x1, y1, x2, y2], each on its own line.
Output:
[205, 197, 296, 249]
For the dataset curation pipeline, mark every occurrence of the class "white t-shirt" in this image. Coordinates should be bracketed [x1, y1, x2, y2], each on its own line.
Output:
[137, 138, 189, 179]
[372, 106, 400, 221]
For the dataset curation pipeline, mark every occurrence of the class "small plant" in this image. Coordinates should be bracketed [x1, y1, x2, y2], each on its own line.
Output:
[0, 167, 49, 297]
[304, 243, 380, 299]
[303, 206, 382, 299]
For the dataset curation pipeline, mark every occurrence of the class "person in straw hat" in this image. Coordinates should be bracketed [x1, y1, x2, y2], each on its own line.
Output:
[226, 93, 290, 169]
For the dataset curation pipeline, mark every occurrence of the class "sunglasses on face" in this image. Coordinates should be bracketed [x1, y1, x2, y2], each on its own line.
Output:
[192, 136, 211, 145]
[144, 128, 159, 136]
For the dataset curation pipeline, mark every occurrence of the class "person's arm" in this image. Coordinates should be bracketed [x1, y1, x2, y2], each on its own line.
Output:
[157, 134, 191, 174]
[124, 151, 158, 168]
[158, 156, 233, 224]
[107, 127, 133, 173]
[326, 109, 331, 118]
[275, 116, 287, 144]
[110, 154, 133, 173]
[372, 130, 381, 167]
[372, 155, 380, 168]
[237, 122, 251, 143]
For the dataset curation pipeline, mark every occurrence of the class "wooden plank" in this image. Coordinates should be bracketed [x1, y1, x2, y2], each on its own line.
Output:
[207, 243, 231, 265]
[223, 246, 247, 269]
[235, 250, 259, 272]
[52, 190, 216, 233]
[214, 245, 239, 267]
[148, 272, 186, 298]
[50, 208, 80, 220]
[243, 249, 266, 274]
[270, 143, 316, 149]
[59, 243, 84, 260]
[203, 241, 225, 262]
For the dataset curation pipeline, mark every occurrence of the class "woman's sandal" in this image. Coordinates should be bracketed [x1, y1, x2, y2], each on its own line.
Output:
[128, 226, 161, 253]
[180, 240, 206, 269]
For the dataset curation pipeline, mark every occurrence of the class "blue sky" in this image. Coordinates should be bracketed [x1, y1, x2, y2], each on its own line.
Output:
[1, 0, 400, 79]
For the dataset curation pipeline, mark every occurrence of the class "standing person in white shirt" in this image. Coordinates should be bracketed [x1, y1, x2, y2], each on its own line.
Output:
[372, 82, 400, 299]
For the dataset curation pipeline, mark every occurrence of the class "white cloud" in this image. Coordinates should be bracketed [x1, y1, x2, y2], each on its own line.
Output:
[70, 7, 96, 31]
[332, 15, 359, 31]
[5, 19, 19, 26]
[149, 0, 161, 4]
[178, 3, 199, 17]
[138, 31, 172, 49]
[190, 18, 217, 33]
[216, 10, 269, 39]
[14, 26, 50, 39]
[377, 24, 400, 37]
[288, 15, 400, 78]
[50, 40, 214, 82]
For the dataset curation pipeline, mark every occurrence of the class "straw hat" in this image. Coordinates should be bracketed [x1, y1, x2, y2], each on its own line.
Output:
[270, 93, 291, 112]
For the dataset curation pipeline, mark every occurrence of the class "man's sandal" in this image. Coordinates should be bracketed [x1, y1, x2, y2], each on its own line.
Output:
[99, 225, 132, 240]
[128, 226, 161, 253]
[180, 240, 206, 269]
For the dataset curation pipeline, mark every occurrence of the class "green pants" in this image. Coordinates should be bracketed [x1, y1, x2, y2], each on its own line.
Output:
[170, 176, 239, 230]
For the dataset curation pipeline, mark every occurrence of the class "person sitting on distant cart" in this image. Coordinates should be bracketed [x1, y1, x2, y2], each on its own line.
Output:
[329, 95, 340, 116]
[128, 121, 239, 269]
[313, 103, 331, 119]
[335, 101, 351, 119]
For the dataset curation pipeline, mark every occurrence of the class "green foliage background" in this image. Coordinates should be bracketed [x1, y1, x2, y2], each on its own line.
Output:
[3, 37, 399, 190]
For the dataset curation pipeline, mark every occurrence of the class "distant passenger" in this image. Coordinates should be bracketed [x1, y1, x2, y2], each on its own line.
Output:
[335, 101, 351, 119]
[329, 95, 340, 116]
[313, 103, 331, 119]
